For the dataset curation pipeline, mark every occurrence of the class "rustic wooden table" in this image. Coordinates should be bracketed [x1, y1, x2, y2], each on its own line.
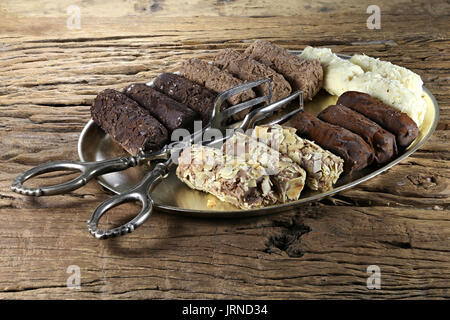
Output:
[0, 0, 449, 299]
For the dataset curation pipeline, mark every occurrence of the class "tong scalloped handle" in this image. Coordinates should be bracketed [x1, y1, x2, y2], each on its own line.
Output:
[87, 161, 170, 239]
[10, 157, 138, 196]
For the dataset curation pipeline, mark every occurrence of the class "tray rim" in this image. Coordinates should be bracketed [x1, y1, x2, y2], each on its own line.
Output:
[78, 52, 440, 218]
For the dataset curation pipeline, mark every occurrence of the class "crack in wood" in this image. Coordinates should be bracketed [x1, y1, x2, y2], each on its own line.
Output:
[264, 218, 311, 258]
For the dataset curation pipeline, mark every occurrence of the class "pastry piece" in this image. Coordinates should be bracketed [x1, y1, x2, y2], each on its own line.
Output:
[337, 91, 419, 148]
[222, 132, 306, 202]
[252, 125, 344, 192]
[176, 145, 278, 209]
[318, 104, 398, 164]
[123, 83, 199, 132]
[292, 112, 375, 173]
[153, 73, 219, 124]
[213, 48, 292, 102]
[244, 40, 323, 101]
[91, 89, 168, 155]
[179, 58, 255, 120]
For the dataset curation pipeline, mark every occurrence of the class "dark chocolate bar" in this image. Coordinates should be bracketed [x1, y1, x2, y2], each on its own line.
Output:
[91, 89, 168, 155]
[292, 112, 375, 173]
[318, 104, 397, 164]
[179, 58, 256, 106]
[179, 58, 255, 120]
[337, 91, 419, 148]
[213, 48, 292, 102]
[153, 73, 220, 124]
[244, 40, 323, 101]
[124, 83, 199, 132]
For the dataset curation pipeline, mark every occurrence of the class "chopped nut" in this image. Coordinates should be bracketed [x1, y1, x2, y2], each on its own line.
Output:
[207, 199, 217, 208]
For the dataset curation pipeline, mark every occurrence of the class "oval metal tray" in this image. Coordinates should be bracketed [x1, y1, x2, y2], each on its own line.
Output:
[78, 52, 439, 218]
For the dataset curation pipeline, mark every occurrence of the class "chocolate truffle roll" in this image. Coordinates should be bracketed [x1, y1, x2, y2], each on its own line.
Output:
[91, 89, 168, 155]
[213, 48, 292, 102]
[179, 58, 255, 120]
[244, 40, 323, 101]
[318, 104, 397, 164]
[337, 91, 419, 148]
[124, 83, 199, 132]
[153, 73, 220, 124]
[292, 112, 375, 173]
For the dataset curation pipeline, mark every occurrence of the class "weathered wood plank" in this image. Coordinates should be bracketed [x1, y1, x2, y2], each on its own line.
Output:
[0, 0, 449, 299]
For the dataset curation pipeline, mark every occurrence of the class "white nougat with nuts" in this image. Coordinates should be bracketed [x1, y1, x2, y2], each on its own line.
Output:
[252, 124, 344, 192]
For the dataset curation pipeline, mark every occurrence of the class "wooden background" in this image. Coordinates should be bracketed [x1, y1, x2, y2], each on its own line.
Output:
[0, 0, 449, 299]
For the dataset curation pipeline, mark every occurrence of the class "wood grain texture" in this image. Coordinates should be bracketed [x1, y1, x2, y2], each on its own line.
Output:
[0, 0, 449, 299]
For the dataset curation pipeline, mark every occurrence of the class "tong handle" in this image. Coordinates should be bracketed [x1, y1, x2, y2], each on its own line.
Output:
[10, 157, 137, 196]
[87, 161, 170, 239]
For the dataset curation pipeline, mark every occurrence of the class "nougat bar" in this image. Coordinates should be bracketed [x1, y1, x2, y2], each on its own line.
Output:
[222, 132, 306, 202]
[252, 125, 344, 192]
[176, 145, 278, 209]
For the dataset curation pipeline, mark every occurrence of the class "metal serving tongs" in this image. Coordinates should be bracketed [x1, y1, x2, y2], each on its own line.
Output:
[11, 78, 303, 239]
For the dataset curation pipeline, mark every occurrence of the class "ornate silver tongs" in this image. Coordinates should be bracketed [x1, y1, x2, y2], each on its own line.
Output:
[11, 78, 303, 239]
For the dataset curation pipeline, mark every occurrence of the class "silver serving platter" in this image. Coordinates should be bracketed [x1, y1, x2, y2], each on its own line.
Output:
[78, 52, 439, 218]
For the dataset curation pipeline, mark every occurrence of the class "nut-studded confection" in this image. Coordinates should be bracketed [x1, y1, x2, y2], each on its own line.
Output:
[176, 145, 279, 209]
[252, 125, 344, 192]
[222, 132, 306, 202]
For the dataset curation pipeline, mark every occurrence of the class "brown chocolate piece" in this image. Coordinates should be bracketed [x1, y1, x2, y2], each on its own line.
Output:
[337, 91, 419, 148]
[213, 48, 292, 102]
[124, 83, 199, 132]
[244, 40, 323, 101]
[318, 104, 397, 164]
[153, 73, 219, 124]
[179, 58, 255, 120]
[292, 112, 375, 173]
[91, 89, 168, 155]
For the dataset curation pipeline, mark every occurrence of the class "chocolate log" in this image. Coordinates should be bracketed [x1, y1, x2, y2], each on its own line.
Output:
[179, 58, 255, 120]
[292, 112, 375, 173]
[124, 83, 199, 132]
[91, 89, 168, 155]
[337, 91, 419, 148]
[153, 73, 219, 124]
[318, 104, 397, 164]
[213, 48, 292, 102]
[244, 40, 323, 101]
